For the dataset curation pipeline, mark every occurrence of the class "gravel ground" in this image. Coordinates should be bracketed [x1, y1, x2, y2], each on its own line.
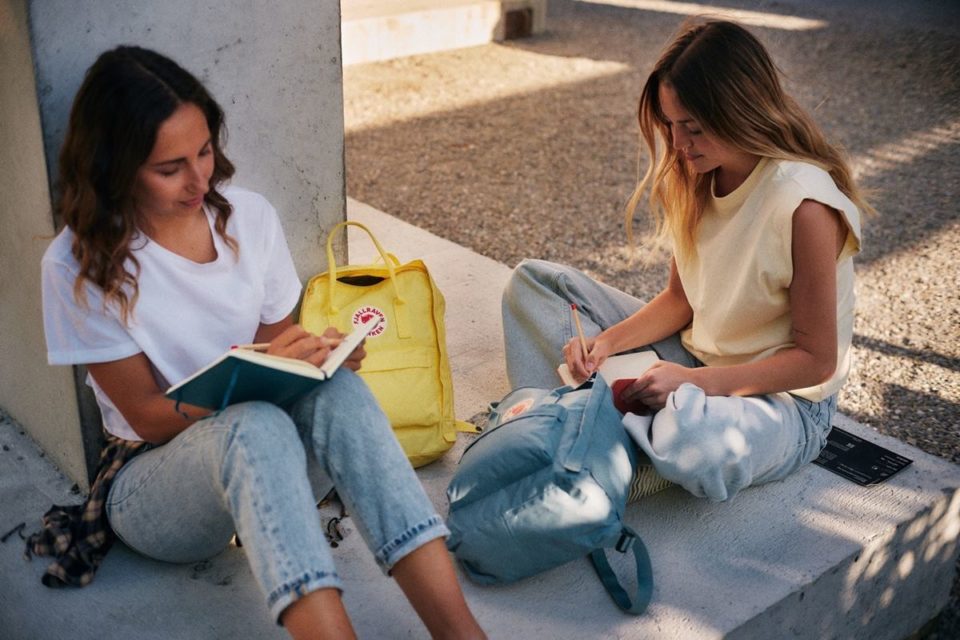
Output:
[343, 0, 960, 635]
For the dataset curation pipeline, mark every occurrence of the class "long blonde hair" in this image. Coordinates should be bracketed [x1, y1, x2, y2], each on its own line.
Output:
[626, 19, 874, 258]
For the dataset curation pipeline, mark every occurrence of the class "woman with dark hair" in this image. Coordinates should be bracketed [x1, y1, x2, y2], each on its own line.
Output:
[34, 45, 485, 639]
[503, 20, 872, 502]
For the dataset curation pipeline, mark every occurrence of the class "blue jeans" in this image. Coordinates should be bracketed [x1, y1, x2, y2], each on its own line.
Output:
[106, 369, 448, 623]
[502, 259, 835, 502]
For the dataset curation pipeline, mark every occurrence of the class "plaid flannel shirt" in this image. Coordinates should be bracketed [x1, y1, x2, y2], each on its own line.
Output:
[25, 434, 151, 587]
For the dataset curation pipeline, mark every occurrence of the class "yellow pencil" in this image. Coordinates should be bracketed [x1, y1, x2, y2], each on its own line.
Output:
[231, 343, 270, 352]
[570, 304, 589, 360]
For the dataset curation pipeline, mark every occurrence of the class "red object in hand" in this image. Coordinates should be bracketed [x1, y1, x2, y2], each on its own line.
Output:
[611, 378, 650, 415]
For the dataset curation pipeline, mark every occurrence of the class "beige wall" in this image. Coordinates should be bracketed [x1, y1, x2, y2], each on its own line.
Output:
[0, 0, 86, 485]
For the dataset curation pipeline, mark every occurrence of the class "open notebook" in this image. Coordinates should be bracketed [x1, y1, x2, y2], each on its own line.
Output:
[558, 350, 660, 414]
[165, 316, 380, 411]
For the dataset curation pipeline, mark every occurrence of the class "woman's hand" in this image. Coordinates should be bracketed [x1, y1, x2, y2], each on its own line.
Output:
[266, 324, 336, 366]
[620, 361, 699, 410]
[562, 334, 614, 384]
[266, 324, 366, 370]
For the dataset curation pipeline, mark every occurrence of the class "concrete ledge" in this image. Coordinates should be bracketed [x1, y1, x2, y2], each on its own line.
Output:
[341, 0, 547, 66]
[346, 200, 960, 639]
[1, 200, 958, 639]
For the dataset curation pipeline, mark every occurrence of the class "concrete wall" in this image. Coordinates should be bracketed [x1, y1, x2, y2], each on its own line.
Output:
[0, 0, 346, 487]
[29, 0, 345, 274]
[0, 0, 86, 486]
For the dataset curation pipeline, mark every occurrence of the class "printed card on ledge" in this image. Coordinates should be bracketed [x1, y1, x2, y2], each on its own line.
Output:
[813, 426, 913, 485]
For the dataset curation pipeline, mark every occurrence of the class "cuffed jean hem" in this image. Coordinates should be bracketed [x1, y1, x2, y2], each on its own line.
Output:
[375, 515, 450, 574]
[267, 569, 345, 625]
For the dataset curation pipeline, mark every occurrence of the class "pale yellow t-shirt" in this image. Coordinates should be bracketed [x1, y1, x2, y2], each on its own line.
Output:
[676, 158, 862, 402]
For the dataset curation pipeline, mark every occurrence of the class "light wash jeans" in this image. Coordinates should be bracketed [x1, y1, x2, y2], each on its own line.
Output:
[106, 369, 447, 623]
[502, 259, 835, 502]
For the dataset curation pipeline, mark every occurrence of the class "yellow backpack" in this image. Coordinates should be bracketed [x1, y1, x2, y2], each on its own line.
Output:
[300, 221, 473, 467]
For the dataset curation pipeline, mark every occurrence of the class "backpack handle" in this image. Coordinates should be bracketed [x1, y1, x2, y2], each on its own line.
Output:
[324, 221, 410, 337]
[588, 527, 653, 615]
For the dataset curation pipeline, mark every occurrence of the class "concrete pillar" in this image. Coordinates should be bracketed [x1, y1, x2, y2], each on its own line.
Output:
[0, 0, 346, 488]
[0, 0, 86, 486]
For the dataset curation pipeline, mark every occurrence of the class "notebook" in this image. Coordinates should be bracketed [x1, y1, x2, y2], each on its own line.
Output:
[165, 316, 380, 410]
[557, 350, 660, 413]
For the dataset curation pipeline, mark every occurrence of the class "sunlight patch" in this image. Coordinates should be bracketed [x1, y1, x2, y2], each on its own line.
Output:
[575, 0, 828, 31]
[344, 47, 630, 133]
[851, 118, 960, 182]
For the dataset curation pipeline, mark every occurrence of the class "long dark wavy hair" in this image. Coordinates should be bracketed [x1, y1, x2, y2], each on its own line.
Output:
[58, 45, 236, 323]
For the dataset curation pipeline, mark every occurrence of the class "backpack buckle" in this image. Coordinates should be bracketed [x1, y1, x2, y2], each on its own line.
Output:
[616, 530, 636, 553]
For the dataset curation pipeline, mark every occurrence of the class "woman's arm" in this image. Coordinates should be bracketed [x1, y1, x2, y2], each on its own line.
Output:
[89, 315, 357, 444]
[625, 199, 846, 408]
[595, 259, 693, 355]
[87, 354, 210, 444]
[564, 259, 693, 381]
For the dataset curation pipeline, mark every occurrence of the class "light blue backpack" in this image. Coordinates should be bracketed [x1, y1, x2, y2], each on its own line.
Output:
[445, 375, 653, 614]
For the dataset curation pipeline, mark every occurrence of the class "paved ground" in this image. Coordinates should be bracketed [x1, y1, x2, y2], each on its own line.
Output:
[342, 0, 960, 636]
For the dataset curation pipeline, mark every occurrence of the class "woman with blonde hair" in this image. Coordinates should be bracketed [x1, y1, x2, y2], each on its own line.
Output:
[502, 19, 872, 501]
[32, 45, 485, 640]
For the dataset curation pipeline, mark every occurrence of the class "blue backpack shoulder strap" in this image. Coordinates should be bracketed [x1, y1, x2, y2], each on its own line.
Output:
[588, 526, 653, 615]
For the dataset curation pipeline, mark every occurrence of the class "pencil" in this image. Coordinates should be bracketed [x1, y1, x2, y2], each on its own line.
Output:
[231, 343, 270, 352]
[570, 304, 589, 360]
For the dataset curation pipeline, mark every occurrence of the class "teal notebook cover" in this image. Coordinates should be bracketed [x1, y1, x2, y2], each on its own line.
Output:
[165, 316, 379, 411]
[166, 352, 330, 410]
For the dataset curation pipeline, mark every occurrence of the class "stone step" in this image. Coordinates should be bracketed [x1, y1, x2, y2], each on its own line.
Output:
[1, 199, 957, 639]
[345, 198, 960, 640]
[341, 0, 547, 66]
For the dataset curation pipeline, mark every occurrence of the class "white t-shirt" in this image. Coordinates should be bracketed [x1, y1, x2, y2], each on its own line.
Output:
[42, 186, 303, 440]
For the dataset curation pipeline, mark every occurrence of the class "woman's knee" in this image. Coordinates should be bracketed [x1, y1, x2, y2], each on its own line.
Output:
[301, 370, 378, 419]
[504, 259, 559, 304]
[295, 371, 390, 443]
[648, 384, 753, 501]
[512, 258, 554, 283]
[323, 368, 374, 401]
[215, 401, 306, 465]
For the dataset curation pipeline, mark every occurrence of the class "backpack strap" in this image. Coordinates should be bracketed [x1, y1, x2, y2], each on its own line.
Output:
[588, 526, 653, 615]
[560, 375, 604, 474]
[323, 220, 410, 338]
